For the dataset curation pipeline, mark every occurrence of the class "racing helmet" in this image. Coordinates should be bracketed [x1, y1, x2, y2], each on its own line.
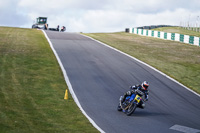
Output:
[141, 81, 149, 90]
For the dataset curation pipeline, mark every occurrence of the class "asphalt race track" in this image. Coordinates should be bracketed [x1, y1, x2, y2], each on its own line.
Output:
[45, 31, 200, 133]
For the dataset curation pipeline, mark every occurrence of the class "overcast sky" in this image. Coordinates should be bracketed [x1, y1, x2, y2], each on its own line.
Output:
[0, 0, 200, 32]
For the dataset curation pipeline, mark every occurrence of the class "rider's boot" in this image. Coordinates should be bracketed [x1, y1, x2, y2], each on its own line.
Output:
[120, 96, 124, 103]
[117, 96, 123, 111]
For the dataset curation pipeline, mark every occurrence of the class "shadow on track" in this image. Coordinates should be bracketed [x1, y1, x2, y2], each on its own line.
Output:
[130, 110, 169, 117]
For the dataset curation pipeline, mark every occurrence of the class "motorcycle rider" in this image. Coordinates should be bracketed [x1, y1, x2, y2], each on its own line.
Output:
[120, 81, 149, 109]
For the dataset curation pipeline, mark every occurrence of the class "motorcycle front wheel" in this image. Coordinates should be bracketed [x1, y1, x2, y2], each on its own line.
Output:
[126, 103, 137, 116]
[117, 103, 122, 111]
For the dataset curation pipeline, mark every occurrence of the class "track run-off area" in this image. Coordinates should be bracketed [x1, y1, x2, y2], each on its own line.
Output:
[44, 31, 200, 133]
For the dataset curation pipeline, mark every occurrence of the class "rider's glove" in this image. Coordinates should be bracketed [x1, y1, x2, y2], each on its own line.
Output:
[145, 95, 149, 101]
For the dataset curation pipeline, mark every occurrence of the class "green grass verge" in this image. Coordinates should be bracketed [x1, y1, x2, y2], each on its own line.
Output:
[83, 32, 200, 94]
[152, 27, 200, 37]
[0, 27, 98, 133]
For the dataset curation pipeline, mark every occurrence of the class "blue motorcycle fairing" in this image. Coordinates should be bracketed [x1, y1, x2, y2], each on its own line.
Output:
[125, 96, 130, 100]
[129, 94, 136, 102]
[125, 94, 136, 102]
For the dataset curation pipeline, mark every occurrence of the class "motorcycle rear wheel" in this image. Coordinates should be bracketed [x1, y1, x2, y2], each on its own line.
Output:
[126, 103, 137, 116]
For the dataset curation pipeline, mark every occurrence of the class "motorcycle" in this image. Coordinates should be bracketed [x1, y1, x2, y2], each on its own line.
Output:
[60, 26, 66, 32]
[117, 89, 144, 116]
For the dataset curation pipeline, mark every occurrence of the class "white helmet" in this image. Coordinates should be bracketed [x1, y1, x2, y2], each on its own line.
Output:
[142, 81, 149, 90]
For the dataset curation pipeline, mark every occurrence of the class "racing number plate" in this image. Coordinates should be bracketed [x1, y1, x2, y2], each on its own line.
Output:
[134, 95, 141, 103]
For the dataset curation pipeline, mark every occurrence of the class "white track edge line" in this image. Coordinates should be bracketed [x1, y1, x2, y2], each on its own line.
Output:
[81, 34, 200, 97]
[42, 30, 105, 133]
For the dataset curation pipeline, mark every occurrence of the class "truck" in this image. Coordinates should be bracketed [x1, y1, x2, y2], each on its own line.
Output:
[32, 17, 48, 29]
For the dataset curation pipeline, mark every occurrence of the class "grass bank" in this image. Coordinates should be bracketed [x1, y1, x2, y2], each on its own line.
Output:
[84, 32, 200, 94]
[0, 27, 98, 133]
